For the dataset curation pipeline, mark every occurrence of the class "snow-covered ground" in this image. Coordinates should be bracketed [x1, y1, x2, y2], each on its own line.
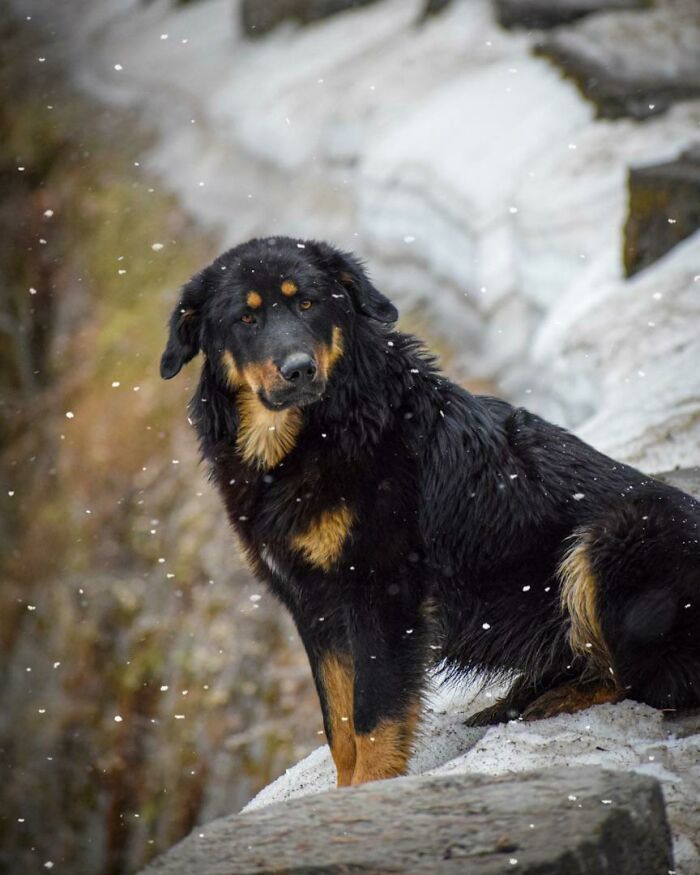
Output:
[23, 0, 700, 472]
[245, 681, 700, 872]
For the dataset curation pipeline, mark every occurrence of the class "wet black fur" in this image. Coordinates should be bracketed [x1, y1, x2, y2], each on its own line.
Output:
[162, 236, 700, 750]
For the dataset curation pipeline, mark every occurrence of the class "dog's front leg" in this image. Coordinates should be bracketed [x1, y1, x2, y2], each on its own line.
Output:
[299, 621, 357, 788]
[348, 596, 427, 785]
[299, 591, 428, 787]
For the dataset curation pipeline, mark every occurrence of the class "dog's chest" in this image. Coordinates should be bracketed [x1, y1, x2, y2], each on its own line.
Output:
[222, 453, 343, 570]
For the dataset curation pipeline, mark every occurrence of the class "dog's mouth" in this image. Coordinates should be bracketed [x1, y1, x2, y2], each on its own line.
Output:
[259, 383, 326, 411]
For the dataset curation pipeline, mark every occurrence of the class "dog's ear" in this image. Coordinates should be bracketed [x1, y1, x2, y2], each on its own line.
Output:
[309, 241, 398, 324]
[160, 269, 210, 379]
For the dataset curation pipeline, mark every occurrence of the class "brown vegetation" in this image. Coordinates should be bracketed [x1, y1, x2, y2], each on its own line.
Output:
[0, 17, 317, 875]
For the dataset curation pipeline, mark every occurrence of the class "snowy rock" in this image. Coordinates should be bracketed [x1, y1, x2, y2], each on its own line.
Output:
[658, 466, 700, 499]
[358, 54, 592, 374]
[240, 687, 700, 871]
[624, 147, 700, 276]
[532, 231, 700, 471]
[240, 0, 382, 38]
[21, 0, 700, 469]
[494, 0, 646, 30]
[143, 767, 673, 873]
[537, 1, 700, 119]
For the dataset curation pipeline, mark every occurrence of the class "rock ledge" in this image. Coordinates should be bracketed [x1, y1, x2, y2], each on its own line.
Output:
[143, 767, 673, 874]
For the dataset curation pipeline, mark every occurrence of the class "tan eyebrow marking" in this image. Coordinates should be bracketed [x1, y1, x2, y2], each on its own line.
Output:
[246, 291, 263, 309]
[280, 280, 298, 297]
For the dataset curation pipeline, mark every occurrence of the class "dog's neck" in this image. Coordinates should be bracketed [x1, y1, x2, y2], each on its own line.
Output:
[191, 320, 438, 469]
[235, 388, 303, 470]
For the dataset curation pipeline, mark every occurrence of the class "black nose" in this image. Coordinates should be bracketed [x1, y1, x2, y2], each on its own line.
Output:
[279, 352, 317, 385]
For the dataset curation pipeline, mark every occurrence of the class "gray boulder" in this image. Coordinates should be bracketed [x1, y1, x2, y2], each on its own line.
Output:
[142, 767, 673, 874]
[624, 149, 700, 276]
[537, 2, 700, 118]
[240, 0, 381, 37]
[494, 0, 647, 30]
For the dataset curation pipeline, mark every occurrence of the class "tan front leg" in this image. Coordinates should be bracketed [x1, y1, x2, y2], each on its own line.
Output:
[320, 653, 356, 786]
[352, 703, 420, 785]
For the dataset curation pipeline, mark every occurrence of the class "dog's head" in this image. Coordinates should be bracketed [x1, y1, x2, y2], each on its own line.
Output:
[160, 237, 397, 409]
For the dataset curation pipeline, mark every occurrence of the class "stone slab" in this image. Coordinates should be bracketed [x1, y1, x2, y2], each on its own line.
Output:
[143, 767, 673, 874]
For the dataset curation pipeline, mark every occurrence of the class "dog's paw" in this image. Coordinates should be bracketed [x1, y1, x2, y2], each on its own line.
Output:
[465, 701, 521, 727]
[521, 690, 572, 721]
[522, 682, 622, 721]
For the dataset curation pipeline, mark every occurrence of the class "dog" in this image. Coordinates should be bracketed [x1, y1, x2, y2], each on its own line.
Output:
[161, 236, 700, 786]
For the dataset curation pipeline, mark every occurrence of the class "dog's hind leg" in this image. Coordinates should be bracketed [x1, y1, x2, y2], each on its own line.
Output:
[522, 678, 623, 721]
[560, 499, 700, 715]
[465, 672, 572, 726]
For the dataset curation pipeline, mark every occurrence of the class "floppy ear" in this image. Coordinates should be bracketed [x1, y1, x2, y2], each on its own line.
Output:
[309, 241, 398, 324]
[160, 270, 210, 379]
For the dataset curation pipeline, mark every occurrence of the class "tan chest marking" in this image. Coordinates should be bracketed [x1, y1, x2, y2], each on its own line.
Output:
[236, 389, 301, 470]
[292, 505, 354, 571]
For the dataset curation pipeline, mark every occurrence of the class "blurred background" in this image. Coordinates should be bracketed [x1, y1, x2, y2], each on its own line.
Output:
[1, 0, 698, 872]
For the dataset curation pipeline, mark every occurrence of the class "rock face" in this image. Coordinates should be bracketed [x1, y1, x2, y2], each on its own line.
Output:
[240, 0, 381, 37]
[537, 2, 700, 118]
[495, 0, 646, 30]
[624, 147, 700, 276]
[143, 768, 673, 874]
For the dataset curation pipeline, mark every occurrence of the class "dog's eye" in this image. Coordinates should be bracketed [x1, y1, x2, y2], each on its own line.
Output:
[299, 299, 312, 311]
[241, 313, 256, 325]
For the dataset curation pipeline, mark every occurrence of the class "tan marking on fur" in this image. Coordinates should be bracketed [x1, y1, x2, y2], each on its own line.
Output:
[523, 680, 623, 721]
[352, 702, 421, 785]
[236, 388, 301, 470]
[320, 653, 356, 787]
[246, 291, 262, 309]
[559, 534, 613, 670]
[316, 326, 344, 380]
[240, 359, 281, 397]
[280, 280, 298, 297]
[221, 350, 241, 388]
[292, 505, 354, 571]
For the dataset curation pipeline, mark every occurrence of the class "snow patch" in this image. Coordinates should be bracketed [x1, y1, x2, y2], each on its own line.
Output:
[245, 680, 700, 871]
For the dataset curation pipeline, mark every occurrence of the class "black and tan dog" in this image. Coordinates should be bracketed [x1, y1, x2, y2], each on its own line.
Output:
[161, 236, 700, 786]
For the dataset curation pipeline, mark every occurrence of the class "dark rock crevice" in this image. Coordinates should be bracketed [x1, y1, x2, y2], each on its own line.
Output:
[495, 0, 648, 31]
[240, 0, 382, 38]
[624, 148, 700, 276]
